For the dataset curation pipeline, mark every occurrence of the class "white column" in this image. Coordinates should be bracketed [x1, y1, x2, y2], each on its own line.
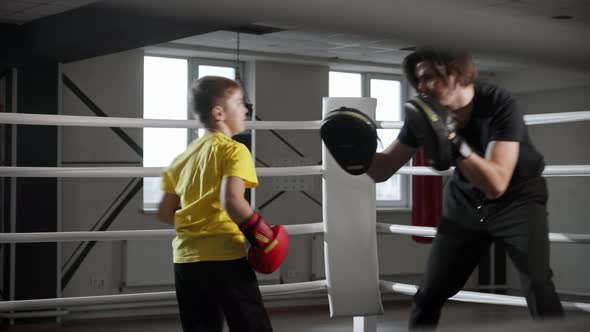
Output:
[322, 97, 383, 324]
[354, 316, 377, 332]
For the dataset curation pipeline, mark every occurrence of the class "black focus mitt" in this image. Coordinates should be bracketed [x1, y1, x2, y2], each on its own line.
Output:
[403, 96, 454, 171]
[320, 107, 378, 175]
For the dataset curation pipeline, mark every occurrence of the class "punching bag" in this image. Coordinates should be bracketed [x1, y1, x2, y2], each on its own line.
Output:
[412, 148, 442, 243]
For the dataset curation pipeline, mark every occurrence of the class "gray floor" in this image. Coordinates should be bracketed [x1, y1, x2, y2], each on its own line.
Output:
[3, 301, 589, 332]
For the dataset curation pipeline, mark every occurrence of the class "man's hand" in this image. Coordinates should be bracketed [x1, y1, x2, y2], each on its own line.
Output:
[446, 114, 473, 161]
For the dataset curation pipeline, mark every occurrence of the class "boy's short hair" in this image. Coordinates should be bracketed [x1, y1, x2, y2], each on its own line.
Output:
[403, 47, 477, 90]
[191, 76, 241, 126]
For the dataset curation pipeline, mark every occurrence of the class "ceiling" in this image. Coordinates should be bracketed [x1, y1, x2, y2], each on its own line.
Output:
[1, 0, 589, 72]
[163, 27, 526, 72]
[0, 0, 98, 24]
[160, 1, 590, 72]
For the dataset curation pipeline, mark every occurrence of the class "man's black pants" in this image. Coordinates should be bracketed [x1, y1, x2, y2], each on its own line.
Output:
[410, 199, 564, 329]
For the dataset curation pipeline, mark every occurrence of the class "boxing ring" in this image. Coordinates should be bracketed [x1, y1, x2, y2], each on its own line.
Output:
[1, 98, 590, 331]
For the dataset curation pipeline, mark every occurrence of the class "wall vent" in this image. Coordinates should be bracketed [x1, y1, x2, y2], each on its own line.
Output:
[225, 24, 286, 35]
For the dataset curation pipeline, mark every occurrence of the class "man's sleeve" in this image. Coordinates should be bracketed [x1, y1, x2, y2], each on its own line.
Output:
[490, 99, 524, 142]
[397, 122, 421, 148]
[223, 144, 258, 188]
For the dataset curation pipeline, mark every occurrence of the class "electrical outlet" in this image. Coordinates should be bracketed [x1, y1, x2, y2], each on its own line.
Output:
[90, 276, 105, 289]
[271, 158, 314, 192]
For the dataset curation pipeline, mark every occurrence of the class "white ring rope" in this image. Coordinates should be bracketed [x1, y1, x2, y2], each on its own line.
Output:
[1, 165, 589, 178]
[0, 310, 70, 319]
[396, 165, 590, 177]
[0, 229, 174, 243]
[0, 223, 324, 243]
[261, 280, 328, 296]
[4, 222, 587, 245]
[4, 223, 586, 244]
[0, 165, 323, 178]
[0, 280, 327, 312]
[379, 281, 590, 312]
[0, 113, 322, 130]
[538, 165, 590, 177]
[376, 223, 590, 244]
[524, 110, 590, 126]
[397, 166, 453, 176]
[1, 110, 589, 129]
[381, 111, 590, 128]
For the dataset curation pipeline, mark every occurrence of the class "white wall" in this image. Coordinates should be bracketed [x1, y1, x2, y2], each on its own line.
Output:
[488, 70, 590, 294]
[251, 61, 328, 283]
[55, 50, 590, 310]
[375, 211, 433, 283]
[60, 50, 168, 298]
[250, 61, 434, 286]
[53, 51, 475, 303]
[487, 67, 590, 94]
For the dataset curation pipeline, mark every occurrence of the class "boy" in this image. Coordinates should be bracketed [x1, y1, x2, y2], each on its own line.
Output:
[158, 76, 287, 332]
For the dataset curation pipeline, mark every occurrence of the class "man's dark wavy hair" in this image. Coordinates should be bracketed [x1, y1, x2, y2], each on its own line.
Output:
[403, 46, 478, 90]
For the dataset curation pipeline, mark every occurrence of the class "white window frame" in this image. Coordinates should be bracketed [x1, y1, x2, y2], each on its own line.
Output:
[142, 55, 190, 212]
[330, 70, 411, 210]
[142, 56, 240, 211]
[366, 72, 410, 210]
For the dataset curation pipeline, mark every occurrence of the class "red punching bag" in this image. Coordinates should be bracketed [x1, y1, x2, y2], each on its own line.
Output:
[412, 148, 442, 243]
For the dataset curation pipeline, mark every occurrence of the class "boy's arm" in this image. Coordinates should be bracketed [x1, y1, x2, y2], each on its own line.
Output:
[220, 176, 253, 222]
[157, 192, 180, 225]
[220, 176, 288, 274]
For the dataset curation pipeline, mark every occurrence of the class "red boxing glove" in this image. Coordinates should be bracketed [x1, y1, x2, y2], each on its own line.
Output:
[239, 211, 289, 274]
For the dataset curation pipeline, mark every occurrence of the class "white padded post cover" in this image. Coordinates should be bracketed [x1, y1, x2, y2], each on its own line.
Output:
[322, 97, 383, 317]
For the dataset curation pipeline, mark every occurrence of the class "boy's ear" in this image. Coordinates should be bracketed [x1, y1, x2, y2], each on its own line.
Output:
[211, 105, 225, 121]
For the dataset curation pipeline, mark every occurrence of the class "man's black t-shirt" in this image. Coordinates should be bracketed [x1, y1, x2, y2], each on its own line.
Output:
[398, 81, 547, 226]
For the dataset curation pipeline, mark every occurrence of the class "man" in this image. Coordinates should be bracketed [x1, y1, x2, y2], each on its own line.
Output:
[368, 47, 564, 329]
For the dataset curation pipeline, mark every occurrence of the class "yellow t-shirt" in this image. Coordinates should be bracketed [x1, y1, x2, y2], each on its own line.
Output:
[161, 132, 258, 263]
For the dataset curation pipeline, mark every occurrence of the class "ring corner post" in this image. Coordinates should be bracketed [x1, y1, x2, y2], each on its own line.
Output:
[321, 97, 383, 330]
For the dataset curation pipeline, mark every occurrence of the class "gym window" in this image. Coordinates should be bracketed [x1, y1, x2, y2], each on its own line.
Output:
[329, 71, 409, 209]
[142, 56, 236, 211]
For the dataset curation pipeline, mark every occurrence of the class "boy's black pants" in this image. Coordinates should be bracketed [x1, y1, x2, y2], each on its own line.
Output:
[174, 258, 273, 332]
